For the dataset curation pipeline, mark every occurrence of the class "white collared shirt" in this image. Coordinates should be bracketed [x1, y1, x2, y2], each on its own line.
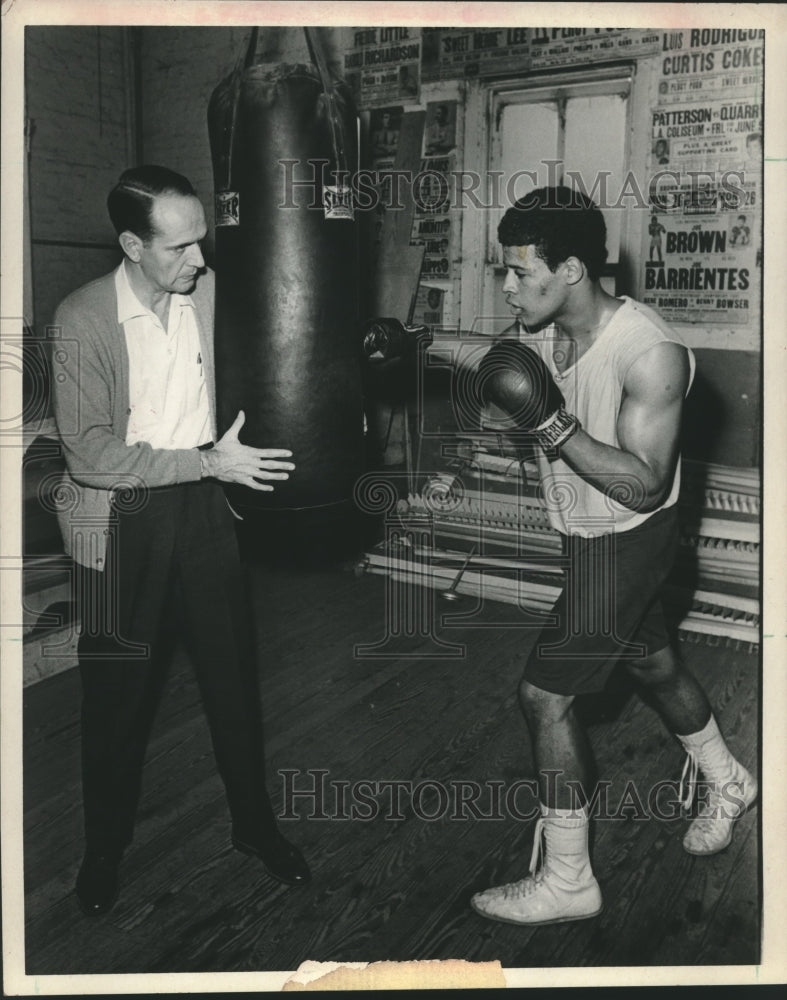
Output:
[116, 261, 212, 449]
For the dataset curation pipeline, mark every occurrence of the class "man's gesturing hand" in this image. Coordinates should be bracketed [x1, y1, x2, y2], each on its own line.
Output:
[200, 410, 295, 491]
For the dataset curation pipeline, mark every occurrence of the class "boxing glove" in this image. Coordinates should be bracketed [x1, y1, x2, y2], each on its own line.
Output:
[362, 318, 431, 362]
[478, 339, 580, 451]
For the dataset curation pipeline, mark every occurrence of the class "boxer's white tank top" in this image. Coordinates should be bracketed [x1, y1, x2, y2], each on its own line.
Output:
[519, 296, 695, 537]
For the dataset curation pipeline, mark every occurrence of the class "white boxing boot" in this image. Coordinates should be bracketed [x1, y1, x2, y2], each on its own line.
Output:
[471, 805, 602, 926]
[677, 715, 757, 856]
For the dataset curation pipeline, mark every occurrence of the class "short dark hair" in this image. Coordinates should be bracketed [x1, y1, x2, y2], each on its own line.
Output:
[497, 185, 608, 282]
[107, 165, 196, 241]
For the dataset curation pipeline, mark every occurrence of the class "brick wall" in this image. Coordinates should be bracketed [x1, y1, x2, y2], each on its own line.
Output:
[25, 27, 131, 332]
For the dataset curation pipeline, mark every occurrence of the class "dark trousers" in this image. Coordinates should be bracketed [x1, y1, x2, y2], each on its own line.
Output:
[524, 505, 679, 696]
[76, 480, 276, 857]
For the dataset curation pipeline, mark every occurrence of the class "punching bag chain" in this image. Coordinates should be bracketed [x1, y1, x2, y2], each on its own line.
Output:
[210, 28, 259, 194]
[304, 26, 350, 180]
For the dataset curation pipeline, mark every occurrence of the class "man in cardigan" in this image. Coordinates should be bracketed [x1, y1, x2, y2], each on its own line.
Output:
[52, 165, 310, 917]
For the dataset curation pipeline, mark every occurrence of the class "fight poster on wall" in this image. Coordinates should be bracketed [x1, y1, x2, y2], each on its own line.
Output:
[420, 26, 661, 80]
[528, 27, 661, 68]
[422, 100, 457, 158]
[343, 27, 422, 109]
[369, 105, 404, 168]
[420, 26, 531, 80]
[640, 28, 763, 326]
[657, 27, 764, 113]
[412, 212, 453, 283]
[410, 283, 446, 327]
[648, 97, 762, 168]
[641, 196, 759, 326]
[408, 155, 455, 283]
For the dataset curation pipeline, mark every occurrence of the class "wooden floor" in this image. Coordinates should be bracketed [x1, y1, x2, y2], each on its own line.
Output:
[22, 557, 760, 975]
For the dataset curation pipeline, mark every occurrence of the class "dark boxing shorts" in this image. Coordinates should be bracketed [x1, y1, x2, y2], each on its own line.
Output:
[523, 504, 679, 696]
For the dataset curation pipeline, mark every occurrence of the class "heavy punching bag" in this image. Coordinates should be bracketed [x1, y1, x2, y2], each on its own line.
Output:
[208, 27, 364, 526]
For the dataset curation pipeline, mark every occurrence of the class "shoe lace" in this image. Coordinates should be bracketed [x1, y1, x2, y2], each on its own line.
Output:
[499, 818, 546, 900]
[679, 751, 699, 811]
[528, 816, 546, 878]
[500, 878, 536, 899]
[680, 747, 746, 817]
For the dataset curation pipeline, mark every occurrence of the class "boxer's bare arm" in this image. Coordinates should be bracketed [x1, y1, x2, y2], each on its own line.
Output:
[557, 341, 690, 511]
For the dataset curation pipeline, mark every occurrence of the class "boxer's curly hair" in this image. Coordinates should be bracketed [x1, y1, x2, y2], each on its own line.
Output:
[498, 185, 608, 282]
[108, 165, 196, 242]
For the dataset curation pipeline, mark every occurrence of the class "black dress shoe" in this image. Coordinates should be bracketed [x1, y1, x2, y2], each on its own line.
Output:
[75, 852, 121, 916]
[231, 831, 311, 885]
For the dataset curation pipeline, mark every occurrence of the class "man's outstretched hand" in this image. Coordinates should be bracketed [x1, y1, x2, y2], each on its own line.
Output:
[200, 410, 294, 491]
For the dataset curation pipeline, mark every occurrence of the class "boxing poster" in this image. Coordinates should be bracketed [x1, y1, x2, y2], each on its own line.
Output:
[408, 155, 455, 282]
[420, 26, 661, 80]
[343, 26, 422, 109]
[410, 284, 446, 327]
[641, 29, 763, 325]
[420, 26, 532, 80]
[528, 27, 662, 68]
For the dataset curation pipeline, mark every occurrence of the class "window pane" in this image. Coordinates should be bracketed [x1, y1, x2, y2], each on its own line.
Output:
[489, 102, 561, 263]
[477, 81, 630, 331]
[563, 94, 627, 263]
[500, 101, 561, 197]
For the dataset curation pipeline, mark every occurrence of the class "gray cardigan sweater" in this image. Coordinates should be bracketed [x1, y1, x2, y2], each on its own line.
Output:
[51, 265, 217, 569]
